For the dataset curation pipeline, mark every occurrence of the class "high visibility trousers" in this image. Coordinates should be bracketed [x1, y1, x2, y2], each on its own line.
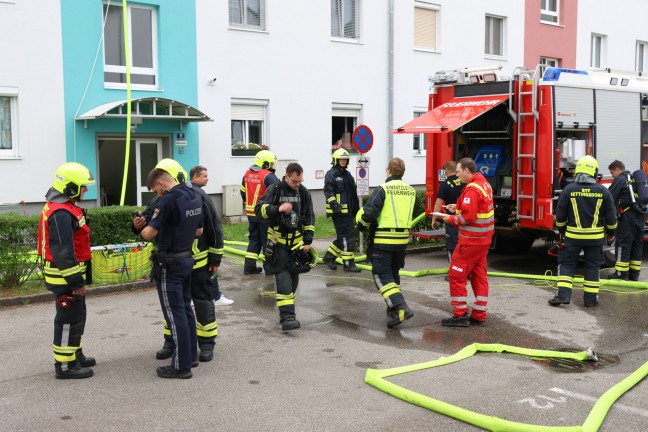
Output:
[448, 243, 490, 321]
[371, 248, 407, 309]
[327, 214, 357, 265]
[52, 292, 86, 370]
[556, 244, 603, 303]
[615, 211, 644, 279]
[245, 217, 270, 272]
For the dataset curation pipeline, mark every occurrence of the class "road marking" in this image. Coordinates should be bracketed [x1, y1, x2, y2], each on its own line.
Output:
[549, 387, 648, 418]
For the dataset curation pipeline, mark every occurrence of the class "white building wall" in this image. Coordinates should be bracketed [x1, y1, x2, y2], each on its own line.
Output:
[196, 0, 525, 200]
[0, 0, 66, 205]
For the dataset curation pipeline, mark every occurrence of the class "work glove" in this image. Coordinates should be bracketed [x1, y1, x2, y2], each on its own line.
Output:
[331, 202, 342, 215]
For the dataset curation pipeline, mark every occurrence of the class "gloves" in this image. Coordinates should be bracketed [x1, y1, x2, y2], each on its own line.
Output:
[357, 222, 367, 232]
[331, 202, 342, 215]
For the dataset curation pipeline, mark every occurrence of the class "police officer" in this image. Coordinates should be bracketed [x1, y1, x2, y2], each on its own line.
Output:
[549, 155, 617, 308]
[38, 162, 96, 379]
[323, 149, 361, 272]
[241, 150, 280, 275]
[255, 162, 315, 331]
[140, 166, 204, 378]
[431, 160, 465, 280]
[607, 160, 644, 281]
[356, 158, 415, 328]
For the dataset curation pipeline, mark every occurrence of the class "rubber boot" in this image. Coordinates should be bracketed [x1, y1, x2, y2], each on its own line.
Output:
[323, 252, 337, 270]
[76, 349, 96, 367]
[629, 270, 640, 281]
[387, 303, 414, 328]
[55, 362, 93, 379]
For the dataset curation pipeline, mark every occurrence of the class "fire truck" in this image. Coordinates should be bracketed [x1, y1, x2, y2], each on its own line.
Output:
[396, 65, 648, 252]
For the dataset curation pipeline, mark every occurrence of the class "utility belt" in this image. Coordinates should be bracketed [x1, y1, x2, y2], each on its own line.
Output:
[150, 251, 193, 281]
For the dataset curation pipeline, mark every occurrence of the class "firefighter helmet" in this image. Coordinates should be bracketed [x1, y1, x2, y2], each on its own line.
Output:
[254, 150, 277, 169]
[575, 155, 599, 178]
[332, 148, 350, 166]
[52, 162, 95, 198]
[287, 246, 318, 274]
[155, 158, 187, 183]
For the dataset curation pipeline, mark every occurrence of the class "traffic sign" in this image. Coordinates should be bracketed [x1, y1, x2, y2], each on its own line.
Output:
[356, 166, 369, 196]
[352, 124, 374, 154]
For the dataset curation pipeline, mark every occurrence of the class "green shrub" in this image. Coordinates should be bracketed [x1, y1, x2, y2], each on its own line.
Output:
[87, 205, 144, 246]
[0, 213, 40, 289]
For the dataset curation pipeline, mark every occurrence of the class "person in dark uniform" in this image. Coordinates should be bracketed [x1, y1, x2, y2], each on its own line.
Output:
[241, 150, 280, 275]
[431, 161, 465, 280]
[322, 148, 361, 272]
[549, 155, 617, 308]
[140, 167, 204, 379]
[607, 160, 644, 281]
[356, 157, 415, 328]
[38, 162, 97, 379]
[255, 162, 315, 331]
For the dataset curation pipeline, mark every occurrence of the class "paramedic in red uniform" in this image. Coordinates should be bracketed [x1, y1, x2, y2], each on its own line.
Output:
[38, 162, 97, 379]
[441, 158, 494, 327]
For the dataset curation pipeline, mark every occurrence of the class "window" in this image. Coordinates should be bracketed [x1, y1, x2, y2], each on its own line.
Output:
[414, 3, 439, 51]
[540, 0, 559, 24]
[0, 88, 18, 158]
[485, 15, 505, 57]
[103, 3, 158, 88]
[331, 0, 360, 40]
[229, 0, 266, 31]
[540, 57, 559, 68]
[332, 104, 361, 154]
[231, 100, 268, 156]
[413, 111, 427, 154]
[636, 41, 648, 72]
[591, 34, 607, 68]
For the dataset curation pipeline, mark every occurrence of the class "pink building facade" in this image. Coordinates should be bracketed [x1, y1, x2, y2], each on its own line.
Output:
[524, 0, 578, 69]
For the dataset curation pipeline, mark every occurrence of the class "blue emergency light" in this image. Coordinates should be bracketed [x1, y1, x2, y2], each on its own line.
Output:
[542, 67, 589, 81]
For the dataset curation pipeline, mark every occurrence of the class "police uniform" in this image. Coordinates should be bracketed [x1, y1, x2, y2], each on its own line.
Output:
[255, 179, 315, 330]
[148, 183, 204, 373]
[323, 163, 360, 271]
[241, 165, 279, 273]
[608, 171, 644, 281]
[553, 174, 617, 306]
[356, 175, 415, 328]
[437, 174, 464, 258]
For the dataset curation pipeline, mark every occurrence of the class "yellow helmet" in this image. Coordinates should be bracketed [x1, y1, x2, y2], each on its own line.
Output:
[254, 150, 277, 169]
[332, 148, 350, 166]
[155, 158, 187, 183]
[575, 155, 599, 178]
[52, 162, 95, 198]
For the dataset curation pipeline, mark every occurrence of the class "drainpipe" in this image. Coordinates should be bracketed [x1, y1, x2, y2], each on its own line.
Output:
[388, 0, 395, 161]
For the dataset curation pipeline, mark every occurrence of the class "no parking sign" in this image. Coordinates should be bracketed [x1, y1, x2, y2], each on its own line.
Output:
[357, 166, 369, 197]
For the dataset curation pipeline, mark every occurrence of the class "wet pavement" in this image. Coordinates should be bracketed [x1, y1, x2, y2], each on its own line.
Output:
[1, 239, 648, 431]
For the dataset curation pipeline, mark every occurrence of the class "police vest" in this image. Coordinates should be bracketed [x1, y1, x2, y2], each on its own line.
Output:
[37, 201, 91, 285]
[243, 168, 272, 216]
[374, 180, 416, 246]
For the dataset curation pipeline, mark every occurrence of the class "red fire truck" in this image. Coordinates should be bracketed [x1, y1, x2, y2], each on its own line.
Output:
[396, 65, 648, 252]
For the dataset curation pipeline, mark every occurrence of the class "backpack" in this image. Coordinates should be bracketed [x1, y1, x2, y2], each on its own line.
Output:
[629, 169, 648, 208]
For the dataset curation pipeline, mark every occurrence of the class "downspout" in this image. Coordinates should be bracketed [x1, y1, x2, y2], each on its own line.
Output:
[388, 0, 394, 160]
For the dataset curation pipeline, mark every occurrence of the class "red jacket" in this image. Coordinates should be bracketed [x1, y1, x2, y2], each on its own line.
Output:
[38, 201, 91, 262]
[447, 172, 494, 246]
[242, 168, 274, 217]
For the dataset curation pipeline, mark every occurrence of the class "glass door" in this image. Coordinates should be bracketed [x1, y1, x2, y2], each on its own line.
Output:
[135, 139, 162, 206]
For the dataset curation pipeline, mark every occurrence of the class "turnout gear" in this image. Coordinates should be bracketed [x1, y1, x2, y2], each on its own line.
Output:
[155, 158, 188, 184]
[52, 162, 95, 199]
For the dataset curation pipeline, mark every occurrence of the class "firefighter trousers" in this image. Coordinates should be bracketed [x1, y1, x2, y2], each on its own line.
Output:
[156, 257, 197, 371]
[327, 214, 357, 265]
[52, 291, 87, 369]
[273, 246, 300, 322]
[371, 248, 407, 310]
[448, 243, 490, 321]
[245, 216, 270, 272]
[556, 244, 603, 303]
[615, 211, 644, 279]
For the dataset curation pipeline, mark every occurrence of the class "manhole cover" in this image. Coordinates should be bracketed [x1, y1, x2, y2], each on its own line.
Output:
[531, 348, 620, 373]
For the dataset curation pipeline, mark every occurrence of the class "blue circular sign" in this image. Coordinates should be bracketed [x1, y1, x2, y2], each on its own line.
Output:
[352, 125, 374, 153]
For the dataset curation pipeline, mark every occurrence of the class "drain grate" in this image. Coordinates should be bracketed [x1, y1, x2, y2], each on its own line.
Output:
[531, 348, 620, 373]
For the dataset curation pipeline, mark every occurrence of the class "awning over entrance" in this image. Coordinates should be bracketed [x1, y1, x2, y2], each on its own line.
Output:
[394, 94, 509, 134]
[76, 97, 212, 122]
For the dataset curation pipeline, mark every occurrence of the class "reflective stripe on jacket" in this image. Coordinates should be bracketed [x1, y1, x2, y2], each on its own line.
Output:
[448, 172, 494, 246]
[242, 168, 273, 216]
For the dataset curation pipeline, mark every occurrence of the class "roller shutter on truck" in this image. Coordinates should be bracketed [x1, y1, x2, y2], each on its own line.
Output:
[553, 87, 595, 126]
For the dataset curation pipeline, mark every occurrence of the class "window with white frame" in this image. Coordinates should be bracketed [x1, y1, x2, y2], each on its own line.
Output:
[103, 3, 158, 88]
[591, 34, 607, 68]
[540, 57, 559, 68]
[485, 15, 505, 57]
[540, 0, 559, 24]
[331, 0, 360, 40]
[636, 41, 648, 72]
[414, 3, 439, 51]
[229, 0, 266, 31]
[231, 100, 268, 156]
[332, 104, 361, 154]
[413, 111, 427, 154]
[0, 88, 18, 158]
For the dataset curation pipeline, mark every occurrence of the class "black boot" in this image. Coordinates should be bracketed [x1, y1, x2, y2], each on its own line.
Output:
[387, 304, 414, 328]
[343, 260, 361, 273]
[199, 345, 214, 362]
[548, 296, 571, 306]
[441, 313, 470, 327]
[608, 271, 629, 280]
[323, 252, 337, 270]
[244, 266, 263, 275]
[156, 340, 174, 360]
[76, 349, 96, 367]
[281, 317, 301, 331]
[629, 270, 640, 281]
[55, 362, 93, 380]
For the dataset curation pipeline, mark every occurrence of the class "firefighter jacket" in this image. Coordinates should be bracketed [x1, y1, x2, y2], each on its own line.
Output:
[356, 176, 416, 250]
[37, 193, 91, 290]
[555, 174, 617, 246]
[608, 171, 641, 214]
[241, 166, 279, 217]
[324, 165, 360, 217]
[254, 179, 315, 250]
[446, 172, 494, 246]
[191, 182, 224, 270]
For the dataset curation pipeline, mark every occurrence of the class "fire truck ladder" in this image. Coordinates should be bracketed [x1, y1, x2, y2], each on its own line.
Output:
[515, 65, 542, 222]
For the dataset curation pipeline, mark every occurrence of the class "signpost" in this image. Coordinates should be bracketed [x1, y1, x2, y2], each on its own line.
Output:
[356, 166, 369, 197]
[352, 124, 373, 255]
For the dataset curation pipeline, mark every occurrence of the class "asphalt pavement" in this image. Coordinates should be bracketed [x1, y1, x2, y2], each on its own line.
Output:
[1, 239, 648, 431]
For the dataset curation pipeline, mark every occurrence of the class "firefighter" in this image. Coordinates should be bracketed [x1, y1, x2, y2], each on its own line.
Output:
[140, 165, 204, 378]
[241, 150, 280, 275]
[255, 162, 315, 331]
[440, 158, 494, 327]
[431, 160, 465, 281]
[323, 148, 361, 272]
[38, 162, 96, 379]
[607, 160, 644, 281]
[356, 157, 415, 328]
[549, 155, 617, 308]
